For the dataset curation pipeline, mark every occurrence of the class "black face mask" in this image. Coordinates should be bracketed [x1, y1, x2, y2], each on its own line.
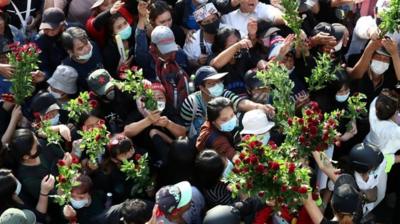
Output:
[202, 19, 220, 34]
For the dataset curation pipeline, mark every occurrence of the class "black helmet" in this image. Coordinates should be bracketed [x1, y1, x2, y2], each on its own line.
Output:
[203, 205, 241, 224]
[349, 143, 384, 173]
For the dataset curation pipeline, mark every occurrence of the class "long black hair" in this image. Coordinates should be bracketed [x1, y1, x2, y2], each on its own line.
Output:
[212, 27, 241, 54]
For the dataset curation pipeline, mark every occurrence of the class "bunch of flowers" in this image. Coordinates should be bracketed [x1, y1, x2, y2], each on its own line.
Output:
[78, 120, 110, 164]
[52, 157, 81, 206]
[378, 0, 400, 37]
[7, 42, 41, 104]
[120, 153, 154, 195]
[64, 91, 98, 123]
[285, 101, 341, 158]
[33, 112, 62, 146]
[344, 93, 368, 121]
[224, 135, 311, 212]
[306, 53, 342, 92]
[257, 62, 295, 127]
[118, 68, 157, 111]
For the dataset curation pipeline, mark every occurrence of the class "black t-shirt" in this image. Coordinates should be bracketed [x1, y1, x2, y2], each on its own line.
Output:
[0, 102, 11, 138]
[75, 191, 106, 224]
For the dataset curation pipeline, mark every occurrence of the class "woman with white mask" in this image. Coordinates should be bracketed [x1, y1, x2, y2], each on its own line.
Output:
[240, 109, 275, 146]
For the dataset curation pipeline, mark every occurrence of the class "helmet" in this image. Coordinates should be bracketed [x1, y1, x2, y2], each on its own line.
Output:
[349, 143, 384, 173]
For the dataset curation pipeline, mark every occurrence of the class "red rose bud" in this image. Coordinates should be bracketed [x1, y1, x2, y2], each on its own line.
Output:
[312, 192, 319, 201]
[288, 163, 296, 173]
[242, 135, 251, 141]
[239, 152, 246, 160]
[244, 157, 250, 164]
[309, 101, 318, 109]
[309, 126, 317, 136]
[281, 185, 287, 192]
[89, 91, 96, 99]
[298, 186, 308, 194]
[234, 158, 241, 165]
[57, 159, 66, 166]
[305, 109, 312, 116]
[255, 164, 265, 173]
[71, 157, 80, 164]
[58, 175, 67, 183]
[249, 155, 258, 165]
[258, 191, 265, 197]
[95, 134, 101, 142]
[246, 182, 253, 189]
[298, 118, 304, 125]
[268, 141, 277, 149]
[89, 100, 98, 108]
[135, 154, 142, 161]
[249, 141, 258, 149]
[298, 135, 305, 144]
[269, 161, 280, 170]
[255, 141, 262, 147]
[77, 97, 83, 104]
[287, 118, 293, 126]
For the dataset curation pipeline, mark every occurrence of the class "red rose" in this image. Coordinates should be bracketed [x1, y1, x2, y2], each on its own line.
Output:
[309, 101, 318, 109]
[288, 163, 296, 173]
[88, 91, 96, 99]
[244, 157, 250, 164]
[305, 109, 312, 116]
[297, 186, 308, 194]
[135, 154, 142, 161]
[268, 141, 278, 150]
[298, 135, 305, 144]
[309, 126, 317, 136]
[281, 185, 287, 192]
[71, 157, 80, 164]
[234, 158, 241, 165]
[255, 164, 264, 173]
[242, 167, 249, 173]
[89, 100, 98, 108]
[246, 181, 253, 189]
[312, 192, 319, 201]
[322, 133, 329, 142]
[77, 97, 83, 105]
[258, 191, 265, 197]
[57, 159, 66, 166]
[249, 155, 258, 165]
[269, 161, 280, 170]
[249, 141, 258, 149]
[287, 118, 293, 126]
[239, 152, 246, 160]
[58, 175, 66, 183]
[232, 168, 240, 174]
[298, 118, 304, 125]
[95, 134, 101, 142]
[242, 135, 251, 141]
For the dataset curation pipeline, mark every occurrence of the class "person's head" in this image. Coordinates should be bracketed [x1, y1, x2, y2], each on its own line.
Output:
[370, 47, 391, 76]
[120, 199, 154, 224]
[31, 92, 61, 125]
[107, 134, 135, 163]
[267, 35, 295, 69]
[311, 22, 347, 52]
[61, 27, 93, 62]
[108, 13, 132, 40]
[47, 65, 78, 99]
[0, 208, 36, 224]
[78, 108, 104, 130]
[243, 70, 269, 103]
[212, 27, 241, 54]
[91, 0, 114, 15]
[155, 181, 192, 220]
[332, 69, 351, 103]
[87, 69, 116, 101]
[349, 143, 384, 176]
[151, 25, 178, 61]
[9, 129, 39, 163]
[40, 7, 66, 37]
[331, 174, 362, 224]
[71, 174, 93, 209]
[0, 169, 20, 200]
[203, 205, 241, 224]
[151, 82, 167, 111]
[149, 0, 173, 28]
[375, 89, 399, 120]
[255, 19, 280, 52]
[194, 150, 225, 188]
[241, 109, 275, 144]
[194, 66, 228, 97]
[239, 0, 259, 13]
[194, 3, 220, 35]
[207, 97, 237, 132]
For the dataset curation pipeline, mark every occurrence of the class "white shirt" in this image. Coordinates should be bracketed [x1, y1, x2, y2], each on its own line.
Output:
[221, 3, 282, 37]
[365, 97, 400, 156]
[183, 30, 214, 61]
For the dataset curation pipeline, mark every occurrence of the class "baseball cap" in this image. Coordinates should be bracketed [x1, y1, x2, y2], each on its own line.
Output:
[151, 26, 178, 55]
[203, 205, 241, 224]
[241, 109, 275, 135]
[194, 66, 228, 87]
[47, 65, 78, 95]
[87, 69, 114, 96]
[39, 7, 65, 30]
[331, 174, 362, 215]
[31, 92, 60, 115]
[156, 181, 192, 215]
[0, 208, 36, 224]
[312, 22, 346, 41]
[91, 0, 105, 9]
[256, 20, 280, 41]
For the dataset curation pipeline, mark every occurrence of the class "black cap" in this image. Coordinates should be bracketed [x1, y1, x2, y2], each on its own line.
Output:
[194, 66, 228, 87]
[39, 7, 65, 30]
[332, 174, 362, 215]
[349, 143, 384, 173]
[203, 205, 241, 224]
[31, 92, 60, 115]
[256, 19, 280, 40]
[312, 22, 346, 41]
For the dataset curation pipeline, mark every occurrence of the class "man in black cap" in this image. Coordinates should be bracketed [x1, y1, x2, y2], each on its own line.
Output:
[34, 7, 68, 80]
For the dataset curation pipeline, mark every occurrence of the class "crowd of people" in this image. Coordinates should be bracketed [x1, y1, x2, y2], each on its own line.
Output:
[0, 0, 400, 223]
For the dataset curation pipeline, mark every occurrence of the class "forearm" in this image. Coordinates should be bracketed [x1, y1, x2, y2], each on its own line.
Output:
[210, 43, 239, 69]
[312, 151, 338, 182]
[237, 99, 260, 112]
[1, 118, 18, 145]
[348, 50, 373, 79]
[303, 196, 324, 224]
[165, 121, 186, 138]
[123, 118, 152, 137]
[392, 54, 400, 81]
[330, 0, 355, 7]
[36, 194, 49, 214]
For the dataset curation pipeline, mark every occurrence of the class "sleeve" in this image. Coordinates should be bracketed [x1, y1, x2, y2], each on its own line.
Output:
[223, 90, 244, 110]
[258, 3, 282, 23]
[93, 10, 112, 31]
[34, 36, 51, 79]
[180, 95, 195, 127]
[173, 0, 185, 27]
[354, 16, 376, 40]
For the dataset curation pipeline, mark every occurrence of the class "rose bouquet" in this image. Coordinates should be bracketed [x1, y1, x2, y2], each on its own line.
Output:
[34, 112, 62, 146]
[224, 135, 311, 212]
[7, 42, 41, 104]
[78, 120, 110, 164]
[120, 153, 154, 195]
[64, 91, 98, 123]
[52, 158, 81, 206]
[118, 68, 157, 111]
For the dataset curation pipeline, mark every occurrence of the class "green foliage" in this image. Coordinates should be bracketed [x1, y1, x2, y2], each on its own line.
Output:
[344, 93, 368, 121]
[117, 69, 157, 111]
[306, 53, 341, 92]
[281, 0, 303, 45]
[52, 161, 81, 206]
[120, 153, 153, 195]
[379, 0, 400, 36]
[256, 62, 295, 127]
[78, 121, 110, 164]
[38, 119, 62, 146]
[64, 91, 97, 123]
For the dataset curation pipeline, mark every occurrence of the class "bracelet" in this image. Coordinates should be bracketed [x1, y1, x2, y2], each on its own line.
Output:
[40, 192, 48, 196]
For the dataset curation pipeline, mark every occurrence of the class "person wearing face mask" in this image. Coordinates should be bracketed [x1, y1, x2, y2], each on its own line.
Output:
[181, 66, 275, 140]
[240, 109, 276, 145]
[184, 3, 223, 69]
[46, 65, 78, 105]
[61, 27, 103, 91]
[349, 38, 400, 106]
[63, 174, 107, 224]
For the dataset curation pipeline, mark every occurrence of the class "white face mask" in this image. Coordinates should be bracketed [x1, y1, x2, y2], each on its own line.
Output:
[77, 43, 93, 61]
[370, 60, 389, 75]
[223, 158, 234, 178]
[157, 101, 166, 112]
[335, 91, 350, 103]
[15, 178, 22, 195]
[48, 87, 62, 99]
[70, 198, 89, 209]
[334, 40, 343, 52]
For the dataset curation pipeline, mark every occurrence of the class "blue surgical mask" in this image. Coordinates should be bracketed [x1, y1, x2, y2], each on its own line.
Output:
[208, 82, 224, 97]
[261, 132, 270, 145]
[50, 113, 60, 125]
[223, 158, 234, 178]
[118, 26, 132, 40]
[70, 198, 89, 209]
[77, 43, 93, 61]
[335, 92, 350, 103]
[220, 116, 237, 132]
